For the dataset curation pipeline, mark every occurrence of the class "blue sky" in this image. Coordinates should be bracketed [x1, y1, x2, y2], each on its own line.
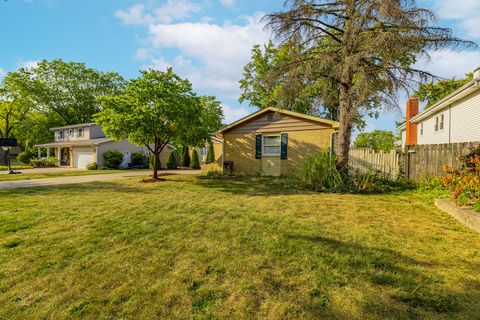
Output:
[1, 0, 479, 133]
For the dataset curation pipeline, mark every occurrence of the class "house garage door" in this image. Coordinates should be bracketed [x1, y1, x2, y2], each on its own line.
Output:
[74, 150, 94, 169]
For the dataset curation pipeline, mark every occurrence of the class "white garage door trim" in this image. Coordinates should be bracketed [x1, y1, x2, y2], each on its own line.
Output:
[74, 151, 95, 169]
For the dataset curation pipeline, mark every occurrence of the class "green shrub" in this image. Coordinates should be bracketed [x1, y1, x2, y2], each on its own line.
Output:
[167, 150, 178, 170]
[290, 151, 343, 192]
[103, 150, 124, 169]
[30, 157, 58, 167]
[131, 152, 146, 166]
[17, 151, 35, 165]
[206, 141, 215, 164]
[190, 149, 200, 169]
[289, 151, 412, 194]
[86, 162, 98, 170]
[180, 145, 191, 167]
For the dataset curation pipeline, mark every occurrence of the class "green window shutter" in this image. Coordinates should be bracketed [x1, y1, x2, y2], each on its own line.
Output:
[255, 134, 262, 159]
[281, 133, 288, 160]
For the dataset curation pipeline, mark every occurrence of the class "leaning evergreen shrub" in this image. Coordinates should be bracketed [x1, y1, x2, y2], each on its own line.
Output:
[206, 141, 215, 164]
[180, 145, 191, 167]
[190, 149, 200, 169]
[103, 150, 124, 169]
[17, 151, 35, 165]
[131, 152, 146, 166]
[167, 150, 178, 170]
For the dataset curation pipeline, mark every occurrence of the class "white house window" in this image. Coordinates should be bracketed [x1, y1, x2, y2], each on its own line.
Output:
[263, 135, 281, 156]
[58, 130, 64, 140]
[77, 128, 84, 137]
[69, 129, 73, 137]
[434, 114, 445, 132]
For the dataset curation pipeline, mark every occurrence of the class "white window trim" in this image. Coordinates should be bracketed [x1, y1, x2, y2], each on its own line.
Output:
[77, 128, 84, 137]
[420, 122, 424, 136]
[262, 134, 281, 157]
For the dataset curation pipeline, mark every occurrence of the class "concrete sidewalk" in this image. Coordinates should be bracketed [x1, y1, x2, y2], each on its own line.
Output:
[0, 170, 200, 190]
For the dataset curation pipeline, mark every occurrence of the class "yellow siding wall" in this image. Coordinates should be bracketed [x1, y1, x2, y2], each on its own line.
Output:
[223, 128, 333, 176]
[224, 132, 262, 175]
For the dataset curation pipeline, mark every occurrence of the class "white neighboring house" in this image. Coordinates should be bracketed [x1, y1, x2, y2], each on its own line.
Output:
[398, 67, 480, 148]
[34, 123, 171, 169]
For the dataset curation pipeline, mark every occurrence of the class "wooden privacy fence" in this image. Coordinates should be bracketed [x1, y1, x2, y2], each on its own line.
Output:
[402, 142, 480, 181]
[349, 142, 480, 181]
[349, 148, 400, 179]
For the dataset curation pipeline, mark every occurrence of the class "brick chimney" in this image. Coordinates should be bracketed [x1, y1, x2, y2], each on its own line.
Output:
[405, 96, 419, 146]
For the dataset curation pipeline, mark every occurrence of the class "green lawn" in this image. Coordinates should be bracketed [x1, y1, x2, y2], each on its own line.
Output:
[0, 175, 479, 319]
[0, 169, 148, 182]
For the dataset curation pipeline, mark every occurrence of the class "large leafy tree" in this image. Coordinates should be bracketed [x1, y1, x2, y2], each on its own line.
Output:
[95, 68, 223, 180]
[353, 130, 396, 152]
[416, 73, 473, 109]
[0, 84, 32, 165]
[5, 59, 126, 125]
[239, 40, 378, 130]
[265, 0, 474, 172]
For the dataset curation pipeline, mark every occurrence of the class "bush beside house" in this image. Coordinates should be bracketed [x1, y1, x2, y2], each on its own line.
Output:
[167, 150, 178, 170]
[180, 145, 190, 167]
[190, 149, 200, 169]
[103, 150, 124, 169]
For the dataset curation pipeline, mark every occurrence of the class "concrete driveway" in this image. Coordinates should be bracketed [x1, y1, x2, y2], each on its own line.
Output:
[0, 170, 201, 190]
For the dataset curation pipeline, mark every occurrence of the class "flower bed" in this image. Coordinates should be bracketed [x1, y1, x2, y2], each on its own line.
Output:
[443, 146, 480, 212]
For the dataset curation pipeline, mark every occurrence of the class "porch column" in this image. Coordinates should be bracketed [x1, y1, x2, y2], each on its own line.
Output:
[46, 148, 50, 158]
[38, 148, 41, 158]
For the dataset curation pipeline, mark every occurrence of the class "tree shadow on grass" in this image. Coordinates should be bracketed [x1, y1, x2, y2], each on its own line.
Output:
[0, 181, 157, 198]
[285, 233, 479, 317]
[194, 175, 414, 197]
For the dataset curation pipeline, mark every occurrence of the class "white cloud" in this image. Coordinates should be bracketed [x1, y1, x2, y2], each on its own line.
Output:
[431, 0, 480, 39]
[416, 49, 480, 79]
[19, 60, 39, 70]
[115, 4, 147, 25]
[221, 103, 250, 124]
[115, 1, 201, 25]
[219, 0, 235, 7]
[135, 48, 152, 60]
[0, 68, 6, 79]
[146, 13, 270, 98]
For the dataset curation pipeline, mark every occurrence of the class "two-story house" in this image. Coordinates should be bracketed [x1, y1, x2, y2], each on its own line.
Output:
[398, 67, 480, 147]
[34, 123, 173, 169]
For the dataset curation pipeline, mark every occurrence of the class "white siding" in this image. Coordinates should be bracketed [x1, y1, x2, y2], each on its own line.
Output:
[417, 110, 450, 145]
[450, 89, 480, 143]
[401, 130, 406, 148]
[96, 140, 147, 167]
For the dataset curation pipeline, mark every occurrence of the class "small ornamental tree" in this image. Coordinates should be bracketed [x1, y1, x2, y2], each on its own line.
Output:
[180, 145, 191, 167]
[190, 149, 200, 169]
[206, 140, 215, 164]
[95, 68, 223, 180]
[167, 150, 178, 170]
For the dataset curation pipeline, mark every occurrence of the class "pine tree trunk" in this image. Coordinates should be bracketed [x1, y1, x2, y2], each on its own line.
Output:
[334, 86, 355, 174]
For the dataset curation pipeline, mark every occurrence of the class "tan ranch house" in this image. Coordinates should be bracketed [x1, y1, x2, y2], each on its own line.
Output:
[214, 107, 339, 176]
[35, 123, 173, 169]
